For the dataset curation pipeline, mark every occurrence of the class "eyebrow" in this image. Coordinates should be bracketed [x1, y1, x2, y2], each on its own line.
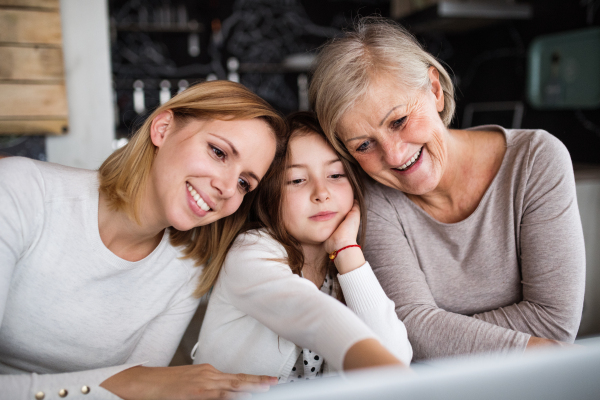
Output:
[379, 104, 406, 126]
[208, 132, 239, 157]
[248, 172, 260, 185]
[345, 104, 406, 143]
[288, 159, 341, 169]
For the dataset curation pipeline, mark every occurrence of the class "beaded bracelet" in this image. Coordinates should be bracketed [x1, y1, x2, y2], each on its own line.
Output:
[328, 244, 361, 260]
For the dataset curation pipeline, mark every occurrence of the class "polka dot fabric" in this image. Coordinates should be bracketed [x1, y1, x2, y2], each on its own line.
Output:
[281, 272, 333, 383]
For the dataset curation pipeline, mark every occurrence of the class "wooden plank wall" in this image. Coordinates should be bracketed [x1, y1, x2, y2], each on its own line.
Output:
[0, 0, 68, 135]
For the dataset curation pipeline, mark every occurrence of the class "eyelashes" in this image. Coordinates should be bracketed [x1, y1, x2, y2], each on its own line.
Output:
[211, 145, 226, 159]
[238, 178, 251, 193]
[391, 116, 407, 129]
[355, 140, 372, 153]
[354, 116, 407, 153]
[287, 174, 346, 185]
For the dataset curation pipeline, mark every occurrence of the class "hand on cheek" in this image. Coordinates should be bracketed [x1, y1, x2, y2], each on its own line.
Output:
[324, 200, 366, 274]
[324, 200, 360, 254]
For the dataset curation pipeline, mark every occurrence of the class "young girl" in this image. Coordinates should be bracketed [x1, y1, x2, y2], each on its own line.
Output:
[193, 112, 412, 382]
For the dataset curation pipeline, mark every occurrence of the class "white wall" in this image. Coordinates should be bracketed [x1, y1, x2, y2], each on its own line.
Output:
[576, 178, 600, 337]
[46, 0, 114, 169]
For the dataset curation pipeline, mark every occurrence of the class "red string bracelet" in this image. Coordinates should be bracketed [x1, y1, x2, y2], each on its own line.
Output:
[329, 244, 361, 260]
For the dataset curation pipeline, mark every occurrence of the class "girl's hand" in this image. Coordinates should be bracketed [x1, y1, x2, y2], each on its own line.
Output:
[324, 200, 361, 255]
[100, 364, 277, 400]
[324, 201, 366, 275]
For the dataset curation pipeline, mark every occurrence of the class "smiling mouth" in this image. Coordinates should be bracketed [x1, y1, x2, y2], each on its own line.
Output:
[186, 182, 213, 212]
[393, 146, 423, 171]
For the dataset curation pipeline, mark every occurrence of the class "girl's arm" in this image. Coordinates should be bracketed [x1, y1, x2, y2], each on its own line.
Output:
[216, 232, 405, 372]
[325, 202, 413, 365]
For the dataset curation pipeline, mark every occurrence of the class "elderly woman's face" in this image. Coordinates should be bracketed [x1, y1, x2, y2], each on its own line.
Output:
[337, 68, 447, 195]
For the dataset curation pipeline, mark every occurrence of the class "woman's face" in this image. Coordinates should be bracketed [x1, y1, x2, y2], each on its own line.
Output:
[282, 133, 355, 247]
[337, 68, 448, 195]
[150, 113, 276, 231]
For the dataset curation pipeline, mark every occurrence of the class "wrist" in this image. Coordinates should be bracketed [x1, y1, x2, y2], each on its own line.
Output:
[101, 366, 159, 400]
[333, 247, 365, 274]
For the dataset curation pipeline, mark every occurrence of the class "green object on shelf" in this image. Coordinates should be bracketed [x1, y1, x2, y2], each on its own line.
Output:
[527, 27, 600, 109]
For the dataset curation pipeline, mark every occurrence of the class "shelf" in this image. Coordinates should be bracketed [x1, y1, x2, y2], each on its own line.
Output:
[112, 21, 204, 33]
[399, 1, 533, 34]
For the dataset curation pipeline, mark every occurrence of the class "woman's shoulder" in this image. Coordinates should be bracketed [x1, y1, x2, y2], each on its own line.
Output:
[0, 156, 42, 181]
[0, 157, 97, 198]
[503, 128, 572, 173]
[362, 175, 408, 212]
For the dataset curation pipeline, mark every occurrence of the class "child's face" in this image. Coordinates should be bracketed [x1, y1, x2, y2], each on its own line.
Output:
[282, 132, 355, 247]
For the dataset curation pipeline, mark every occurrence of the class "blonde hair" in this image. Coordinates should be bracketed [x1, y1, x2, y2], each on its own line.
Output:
[309, 16, 455, 161]
[98, 80, 286, 297]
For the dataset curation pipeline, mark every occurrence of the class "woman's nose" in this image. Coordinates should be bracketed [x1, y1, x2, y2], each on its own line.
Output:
[380, 136, 407, 167]
[212, 171, 237, 199]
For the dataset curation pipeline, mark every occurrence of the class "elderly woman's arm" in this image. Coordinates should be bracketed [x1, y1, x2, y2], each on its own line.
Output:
[470, 135, 585, 343]
[363, 134, 585, 360]
[364, 210, 530, 360]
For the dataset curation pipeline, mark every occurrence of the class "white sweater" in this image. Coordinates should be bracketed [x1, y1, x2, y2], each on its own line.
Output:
[194, 230, 412, 381]
[0, 157, 202, 400]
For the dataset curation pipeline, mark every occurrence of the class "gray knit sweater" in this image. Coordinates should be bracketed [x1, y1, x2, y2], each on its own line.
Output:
[362, 126, 586, 361]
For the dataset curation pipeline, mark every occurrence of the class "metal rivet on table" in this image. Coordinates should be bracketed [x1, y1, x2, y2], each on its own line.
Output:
[58, 388, 68, 397]
[81, 386, 90, 395]
[34, 392, 45, 400]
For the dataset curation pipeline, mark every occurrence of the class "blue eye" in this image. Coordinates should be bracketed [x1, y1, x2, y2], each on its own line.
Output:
[356, 140, 372, 153]
[392, 117, 407, 129]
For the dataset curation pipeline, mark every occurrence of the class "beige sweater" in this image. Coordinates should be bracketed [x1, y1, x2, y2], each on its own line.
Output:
[362, 126, 586, 361]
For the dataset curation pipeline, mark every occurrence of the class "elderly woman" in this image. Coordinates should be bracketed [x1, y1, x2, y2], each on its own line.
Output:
[309, 17, 586, 360]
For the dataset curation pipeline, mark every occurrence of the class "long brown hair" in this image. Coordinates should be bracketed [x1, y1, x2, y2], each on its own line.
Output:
[249, 111, 366, 299]
[98, 80, 286, 297]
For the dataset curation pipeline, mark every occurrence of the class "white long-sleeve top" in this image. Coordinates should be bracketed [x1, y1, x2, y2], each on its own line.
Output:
[0, 157, 202, 400]
[194, 230, 412, 381]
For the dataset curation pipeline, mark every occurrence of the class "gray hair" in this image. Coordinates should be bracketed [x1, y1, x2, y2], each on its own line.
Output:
[309, 17, 455, 160]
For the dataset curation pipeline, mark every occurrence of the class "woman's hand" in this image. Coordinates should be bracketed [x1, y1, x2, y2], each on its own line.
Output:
[525, 336, 575, 351]
[324, 201, 366, 274]
[100, 364, 277, 400]
[343, 338, 407, 371]
[324, 200, 361, 254]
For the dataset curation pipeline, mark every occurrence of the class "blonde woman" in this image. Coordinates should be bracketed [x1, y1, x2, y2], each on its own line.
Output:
[0, 81, 286, 400]
[310, 17, 585, 360]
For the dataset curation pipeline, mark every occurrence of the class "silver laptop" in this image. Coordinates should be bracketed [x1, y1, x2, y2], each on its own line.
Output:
[256, 336, 600, 400]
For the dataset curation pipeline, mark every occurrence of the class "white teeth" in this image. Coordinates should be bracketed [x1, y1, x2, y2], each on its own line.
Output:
[196, 197, 210, 211]
[397, 148, 422, 171]
[186, 182, 211, 212]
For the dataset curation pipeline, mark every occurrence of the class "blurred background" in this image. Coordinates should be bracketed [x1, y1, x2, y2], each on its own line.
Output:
[1, 0, 599, 340]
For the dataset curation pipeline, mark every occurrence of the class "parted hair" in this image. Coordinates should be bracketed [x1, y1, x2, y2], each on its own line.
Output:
[98, 80, 286, 297]
[309, 16, 455, 162]
[248, 111, 366, 301]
